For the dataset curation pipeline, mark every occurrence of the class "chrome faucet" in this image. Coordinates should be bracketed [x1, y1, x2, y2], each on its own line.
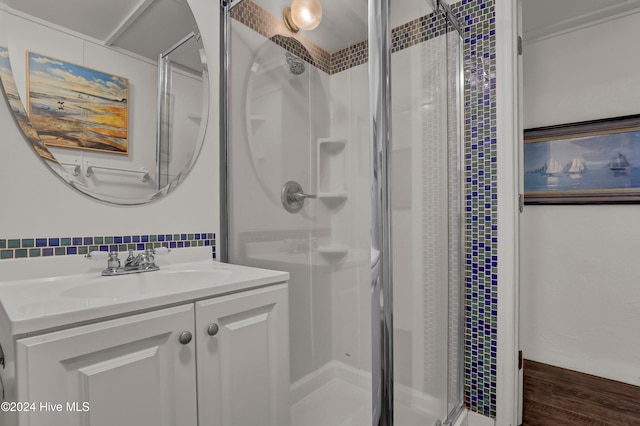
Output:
[86, 247, 169, 276]
[125, 249, 155, 269]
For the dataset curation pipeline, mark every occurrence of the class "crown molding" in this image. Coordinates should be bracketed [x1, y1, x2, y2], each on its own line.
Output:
[523, 1, 640, 45]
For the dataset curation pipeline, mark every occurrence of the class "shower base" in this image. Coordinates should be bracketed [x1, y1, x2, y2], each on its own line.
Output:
[290, 361, 442, 426]
[291, 376, 370, 425]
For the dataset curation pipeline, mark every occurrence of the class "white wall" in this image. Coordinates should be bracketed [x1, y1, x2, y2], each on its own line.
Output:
[0, 0, 219, 268]
[521, 11, 640, 386]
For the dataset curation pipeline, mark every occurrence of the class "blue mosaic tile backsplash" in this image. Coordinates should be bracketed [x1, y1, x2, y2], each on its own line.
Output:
[0, 232, 216, 260]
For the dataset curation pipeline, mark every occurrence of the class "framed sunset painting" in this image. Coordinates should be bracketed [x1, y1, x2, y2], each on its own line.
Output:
[524, 114, 640, 204]
[0, 46, 56, 162]
[27, 52, 129, 154]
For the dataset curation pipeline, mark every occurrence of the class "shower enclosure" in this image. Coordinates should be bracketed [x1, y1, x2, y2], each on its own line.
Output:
[220, 0, 464, 424]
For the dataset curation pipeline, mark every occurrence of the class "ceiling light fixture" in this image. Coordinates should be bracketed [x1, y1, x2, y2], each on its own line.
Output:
[283, 0, 323, 33]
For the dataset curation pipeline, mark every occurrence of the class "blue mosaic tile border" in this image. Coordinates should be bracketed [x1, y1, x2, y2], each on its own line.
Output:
[226, 0, 457, 75]
[452, 0, 497, 418]
[0, 232, 216, 260]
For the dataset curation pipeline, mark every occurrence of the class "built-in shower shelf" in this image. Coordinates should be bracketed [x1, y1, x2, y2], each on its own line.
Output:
[317, 192, 348, 205]
[249, 115, 266, 122]
[187, 114, 202, 124]
[318, 138, 347, 151]
[317, 243, 349, 259]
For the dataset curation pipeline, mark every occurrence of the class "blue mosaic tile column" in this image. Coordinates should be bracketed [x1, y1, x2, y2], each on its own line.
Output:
[452, 0, 498, 418]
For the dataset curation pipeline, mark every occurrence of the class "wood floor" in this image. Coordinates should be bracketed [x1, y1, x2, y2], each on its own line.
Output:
[522, 360, 640, 426]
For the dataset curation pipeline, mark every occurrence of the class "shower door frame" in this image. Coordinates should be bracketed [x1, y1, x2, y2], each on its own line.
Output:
[370, 1, 466, 425]
[219, 0, 467, 424]
[368, 0, 393, 423]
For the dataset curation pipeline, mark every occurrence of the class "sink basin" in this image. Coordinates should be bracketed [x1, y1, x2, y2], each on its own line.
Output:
[0, 260, 289, 336]
[59, 269, 232, 300]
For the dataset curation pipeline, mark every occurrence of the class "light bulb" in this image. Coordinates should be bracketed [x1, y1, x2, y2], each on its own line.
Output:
[290, 0, 322, 31]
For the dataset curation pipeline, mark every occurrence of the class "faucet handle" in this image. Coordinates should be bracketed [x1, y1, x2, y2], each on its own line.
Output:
[107, 252, 121, 269]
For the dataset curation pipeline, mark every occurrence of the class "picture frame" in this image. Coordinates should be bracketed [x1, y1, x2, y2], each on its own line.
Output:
[0, 46, 56, 162]
[524, 114, 640, 204]
[26, 52, 129, 154]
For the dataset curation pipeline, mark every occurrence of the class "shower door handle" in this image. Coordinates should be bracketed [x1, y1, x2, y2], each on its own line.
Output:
[281, 181, 315, 213]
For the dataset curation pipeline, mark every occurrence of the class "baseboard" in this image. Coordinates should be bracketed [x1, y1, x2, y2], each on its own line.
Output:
[523, 351, 640, 387]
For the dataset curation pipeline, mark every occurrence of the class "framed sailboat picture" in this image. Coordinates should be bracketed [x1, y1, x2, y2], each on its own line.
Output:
[524, 114, 640, 204]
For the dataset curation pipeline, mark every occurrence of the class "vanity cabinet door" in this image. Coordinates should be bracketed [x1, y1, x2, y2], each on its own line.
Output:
[195, 283, 290, 426]
[15, 305, 197, 426]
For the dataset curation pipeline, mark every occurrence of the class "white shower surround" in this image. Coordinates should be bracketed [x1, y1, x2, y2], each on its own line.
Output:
[229, 11, 463, 422]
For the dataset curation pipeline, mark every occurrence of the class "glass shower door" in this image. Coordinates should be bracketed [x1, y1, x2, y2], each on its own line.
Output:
[388, 1, 464, 425]
[223, 0, 463, 424]
[225, 1, 372, 424]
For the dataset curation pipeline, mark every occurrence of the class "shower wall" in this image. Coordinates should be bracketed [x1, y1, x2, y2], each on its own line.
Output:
[388, 13, 463, 424]
[227, 6, 372, 389]
[391, 38, 449, 422]
[326, 63, 372, 371]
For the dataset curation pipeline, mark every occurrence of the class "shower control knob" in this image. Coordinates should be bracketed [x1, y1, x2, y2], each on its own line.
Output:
[281, 180, 316, 213]
[179, 331, 193, 345]
[207, 323, 220, 336]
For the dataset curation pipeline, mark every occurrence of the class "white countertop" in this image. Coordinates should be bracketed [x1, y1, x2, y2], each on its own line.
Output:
[0, 260, 289, 336]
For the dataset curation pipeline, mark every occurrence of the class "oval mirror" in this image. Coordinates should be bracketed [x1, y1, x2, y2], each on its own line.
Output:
[0, 0, 209, 205]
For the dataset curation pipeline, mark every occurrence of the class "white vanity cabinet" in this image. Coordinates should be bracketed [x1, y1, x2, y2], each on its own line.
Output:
[196, 284, 289, 426]
[9, 282, 290, 426]
[15, 305, 198, 426]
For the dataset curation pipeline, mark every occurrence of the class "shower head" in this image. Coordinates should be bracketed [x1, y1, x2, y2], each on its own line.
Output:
[285, 52, 305, 75]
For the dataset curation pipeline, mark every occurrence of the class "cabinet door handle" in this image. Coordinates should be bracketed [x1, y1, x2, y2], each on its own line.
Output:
[207, 323, 219, 336]
[179, 331, 193, 345]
